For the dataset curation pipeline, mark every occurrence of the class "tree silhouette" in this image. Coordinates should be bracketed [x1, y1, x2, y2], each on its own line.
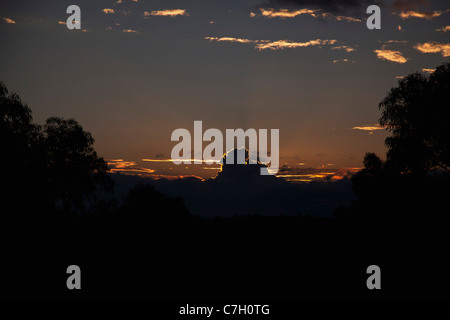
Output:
[43, 117, 112, 212]
[351, 62, 450, 223]
[0, 81, 47, 217]
[0, 81, 112, 218]
[379, 62, 450, 175]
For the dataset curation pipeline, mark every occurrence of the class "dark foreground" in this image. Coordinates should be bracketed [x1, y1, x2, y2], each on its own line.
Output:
[2, 212, 449, 300]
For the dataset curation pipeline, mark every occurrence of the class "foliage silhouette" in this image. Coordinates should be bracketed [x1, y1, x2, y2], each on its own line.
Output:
[43, 117, 112, 212]
[0, 81, 112, 218]
[379, 62, 450, 175]
[349, 62, 450, 225]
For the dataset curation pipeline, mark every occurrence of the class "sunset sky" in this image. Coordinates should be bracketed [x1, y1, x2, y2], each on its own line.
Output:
[1, 0, 449, 180]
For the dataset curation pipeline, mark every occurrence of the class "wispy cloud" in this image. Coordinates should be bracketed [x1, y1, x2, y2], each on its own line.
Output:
[276, 167, 361, 182]
[385, 40, 407, 44]
[259, 8, 318, 18]
[397, 10, 446, 19]
[107, 159, 155, 176]
[331, 45, 356, 52]
[204, 36, 255, 44]
[144, 9, 187, 17]
[320, 12, 361, 22]
[334, 15, 361, 22]
[108, 159, 206, 180]
[352, 124, 384, 134]
[374, 49, 407, 63]
[414, 41, 450, 57]
[374, 41, 408, 63]
[102, 8, 115, 14]
[252, 7, 361, 22]
[142, 158, 218, 164]
[332, 58, 354, 63]
[255, 39, 337, 50]
[123, 29, 138, 34]
[59, 20, 80, 27]
[3, 17, 15, 24]
[422, 68, 435, 73]
[436, 26, 450, 32]
[205, 36, 338, 51]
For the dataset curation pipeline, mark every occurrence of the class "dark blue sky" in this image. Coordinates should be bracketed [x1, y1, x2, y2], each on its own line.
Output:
[1, 0, 449, 179]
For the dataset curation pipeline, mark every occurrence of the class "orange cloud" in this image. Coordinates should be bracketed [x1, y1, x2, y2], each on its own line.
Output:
[334, 15, 362, 22]
[107, 159, 156, 176]
[123, 29, 138, 34]
[259, 8, 318, 18]
[436, 26, 450, 32]
[414, 42, 450, 57]
[332, 45, 355, 52]
[333, 59, 349, 63]
[422, 68, 435, 73]
[313, 12, 361, 22]
[3, 17, 15, 24]
[374, 49, 408, 63]
[205, 36, 338, 51]
[142, 158, 217, 164]
[352, 124, 384, 132]
[204, 36, 255, 44]
[255, 8, 361, 22]
[144, 9, 187, 17]
[102, 8, 115, 14]
[385, 40, 407, 44]
[255, 39, 337, 51]
[57, 21, 65, 25]
[398, 10, 444, 19]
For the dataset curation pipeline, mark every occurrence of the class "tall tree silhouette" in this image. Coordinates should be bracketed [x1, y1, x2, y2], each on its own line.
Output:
[0, 81, 46, 217]
[379, 62, 450, 175]
[43, 117, 112, 212]
[0, 81, 112, 218]
[350, 62, 450, 223]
